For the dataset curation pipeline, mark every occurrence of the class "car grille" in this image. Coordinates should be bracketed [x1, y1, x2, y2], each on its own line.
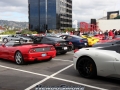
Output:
[35, 47, 50, 52]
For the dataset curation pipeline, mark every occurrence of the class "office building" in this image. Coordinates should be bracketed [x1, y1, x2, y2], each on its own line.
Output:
[28, 0, 72, 33]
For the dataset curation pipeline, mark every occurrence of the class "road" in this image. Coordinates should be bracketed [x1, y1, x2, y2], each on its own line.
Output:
[0, 51, 120, 90]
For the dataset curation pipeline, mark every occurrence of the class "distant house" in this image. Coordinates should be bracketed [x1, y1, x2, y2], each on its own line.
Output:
[0, 26, 5, 33]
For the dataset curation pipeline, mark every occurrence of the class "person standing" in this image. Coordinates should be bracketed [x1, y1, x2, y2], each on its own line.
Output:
[104, 30, 108, 39]
[109, 30, 114, 39]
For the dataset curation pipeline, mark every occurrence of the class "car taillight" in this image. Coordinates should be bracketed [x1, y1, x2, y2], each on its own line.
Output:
[50, 46, 55, 50]
[80, 40, 83, 42]
[69, 42, 72, 45]
[55, 43, 60, 46]
[74, 49, 79, 53]
[29, 49, 36, 53]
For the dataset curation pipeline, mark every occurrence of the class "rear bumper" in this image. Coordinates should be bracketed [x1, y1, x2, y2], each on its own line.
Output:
[55, 45, 73, 53]
[23, 51, 56, 61]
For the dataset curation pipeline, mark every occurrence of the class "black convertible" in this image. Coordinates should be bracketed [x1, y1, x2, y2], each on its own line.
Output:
[31, 36, 73, 54]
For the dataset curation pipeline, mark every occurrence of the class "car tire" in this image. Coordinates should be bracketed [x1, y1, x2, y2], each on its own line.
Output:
[14, 51, 25, 65]
[3, 38, 8, 43]
[77, 57, 97, 78]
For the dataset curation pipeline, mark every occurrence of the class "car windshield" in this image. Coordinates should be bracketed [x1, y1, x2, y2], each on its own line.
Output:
[5, 40, 34, 46]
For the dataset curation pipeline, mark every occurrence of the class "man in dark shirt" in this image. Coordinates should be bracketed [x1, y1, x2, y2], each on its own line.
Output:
[104, 30, 108, 39]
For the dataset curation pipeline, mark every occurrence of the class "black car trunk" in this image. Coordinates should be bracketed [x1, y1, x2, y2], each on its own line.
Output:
[58, 41, 69, 46]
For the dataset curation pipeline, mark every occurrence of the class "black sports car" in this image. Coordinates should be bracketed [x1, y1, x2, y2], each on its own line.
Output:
[31, 36, 73, 54]
[92, 40, 120, 47]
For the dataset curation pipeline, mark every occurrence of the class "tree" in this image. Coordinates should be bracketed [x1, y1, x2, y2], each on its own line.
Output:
[64, 28, 75, 32]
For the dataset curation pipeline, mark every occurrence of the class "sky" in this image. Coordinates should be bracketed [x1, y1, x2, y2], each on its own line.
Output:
[0, 0, 120, 23]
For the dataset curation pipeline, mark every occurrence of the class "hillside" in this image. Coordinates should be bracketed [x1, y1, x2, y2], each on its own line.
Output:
[0, 20, 28, 29]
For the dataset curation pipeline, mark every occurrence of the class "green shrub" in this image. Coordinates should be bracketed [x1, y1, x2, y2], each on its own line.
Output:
[0, 30, 38, 35]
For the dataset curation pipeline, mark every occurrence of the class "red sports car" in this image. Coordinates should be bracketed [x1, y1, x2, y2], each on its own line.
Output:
[98, 35, 120, 43]
[94, 34, 105, 40]
[0, 40, 56, 65]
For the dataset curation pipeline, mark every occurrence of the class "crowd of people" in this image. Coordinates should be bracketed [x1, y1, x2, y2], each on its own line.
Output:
[65, 29, 120, 40]
[104, 29, 120, 39]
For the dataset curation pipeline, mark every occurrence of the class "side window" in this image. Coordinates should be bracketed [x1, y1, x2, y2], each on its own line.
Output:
[61, 35, 67, 39]
[67, 36, 72, 39]
[5, 42, 14, 46]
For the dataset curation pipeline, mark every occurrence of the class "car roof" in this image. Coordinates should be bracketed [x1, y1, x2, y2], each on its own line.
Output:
[45, 36, 65, 41]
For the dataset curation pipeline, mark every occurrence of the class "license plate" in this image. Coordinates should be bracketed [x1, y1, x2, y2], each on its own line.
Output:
[41, 53, 46, 57]
[84, 43, 87, 45]
[64, 47, 67, 50]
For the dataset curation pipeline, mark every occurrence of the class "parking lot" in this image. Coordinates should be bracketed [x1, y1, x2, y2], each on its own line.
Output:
[0, 51, 120, 90]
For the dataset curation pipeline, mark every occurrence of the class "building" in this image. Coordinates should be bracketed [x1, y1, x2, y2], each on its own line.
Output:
[97, 11, 120, 32]
[0, 26, 5, 33]
[28, 0, 72, 33]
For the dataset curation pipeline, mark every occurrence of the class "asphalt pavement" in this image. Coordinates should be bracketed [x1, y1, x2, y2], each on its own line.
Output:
[0, 51, 120, 90]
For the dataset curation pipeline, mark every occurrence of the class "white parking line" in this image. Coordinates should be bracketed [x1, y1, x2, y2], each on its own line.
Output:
[0, 65, 48, 77]
[0, 64, 108, 90]
[52, 58, 73, 62]
[25, 64, 73, 90]
[52, 77, 108, 90]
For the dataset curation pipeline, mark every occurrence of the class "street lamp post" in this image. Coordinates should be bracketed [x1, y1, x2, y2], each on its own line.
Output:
[45, 0, 48, 33]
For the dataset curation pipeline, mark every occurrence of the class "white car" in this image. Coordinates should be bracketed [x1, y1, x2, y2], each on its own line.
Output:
[73, 46, 120, 78]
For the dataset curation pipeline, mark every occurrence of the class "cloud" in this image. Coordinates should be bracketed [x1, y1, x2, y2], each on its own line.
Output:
[0, 0, 28, 21]
[73, 0, 120, 23]
[0, 0, 120, 22]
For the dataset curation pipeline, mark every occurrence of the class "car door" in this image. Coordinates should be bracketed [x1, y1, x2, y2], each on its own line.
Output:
[0, 44, 4, 58]
[12, 35, 20, 40]
[1, 41, 14, 59]
[101, 43, 120, 76]
[9, 35, 16, 40]
[112, 43, 120, 76]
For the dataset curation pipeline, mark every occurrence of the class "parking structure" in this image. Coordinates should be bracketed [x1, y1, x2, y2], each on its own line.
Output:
[0, 51, 120, 90]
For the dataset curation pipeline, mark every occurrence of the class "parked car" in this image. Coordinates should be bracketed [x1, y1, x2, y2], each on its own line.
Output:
[59, 35, 88, 49]
[0, 40, 56, 65]
[93, 40, 120, 47]
[73, 43, 120, 78]
[31, 36, 73, 54]
[94, 34, 105, 40]
[2, 34, 33, 43]
[81, 34, 99, 46]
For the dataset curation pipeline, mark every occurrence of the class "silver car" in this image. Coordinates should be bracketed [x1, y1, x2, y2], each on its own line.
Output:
[2, 34, 33, 43]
